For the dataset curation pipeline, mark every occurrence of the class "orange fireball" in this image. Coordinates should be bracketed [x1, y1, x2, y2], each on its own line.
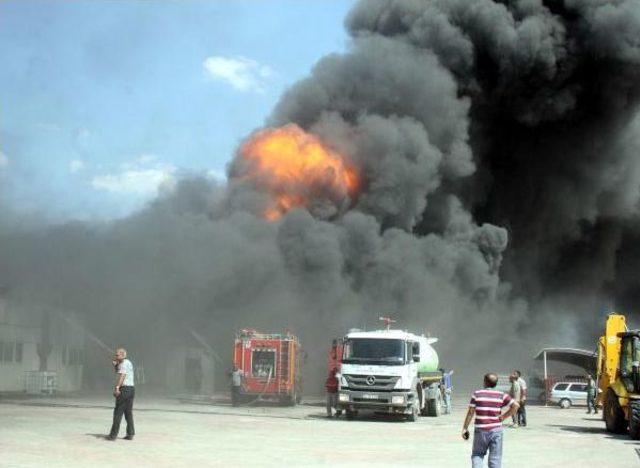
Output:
[239, 124, 359, 220]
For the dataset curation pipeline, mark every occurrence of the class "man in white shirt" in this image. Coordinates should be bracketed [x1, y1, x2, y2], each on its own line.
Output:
[230, 365, 244, 407]
[514, 370, 527, 427]
[107, 348, 135, 441]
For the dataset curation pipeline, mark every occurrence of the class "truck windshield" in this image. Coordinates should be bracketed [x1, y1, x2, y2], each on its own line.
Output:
[342, 339, 405, 365]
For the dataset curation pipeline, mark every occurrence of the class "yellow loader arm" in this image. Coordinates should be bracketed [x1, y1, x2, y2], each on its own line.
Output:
[597, 313, 627, 405]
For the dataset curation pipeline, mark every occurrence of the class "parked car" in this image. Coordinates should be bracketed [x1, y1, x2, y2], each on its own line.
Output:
[549, 382, 588, 408]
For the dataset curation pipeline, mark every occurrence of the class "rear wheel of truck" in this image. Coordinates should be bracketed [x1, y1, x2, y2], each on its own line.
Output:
[629, 400, 640, 439]
[279, 394, 296, 406]
[346, 409, 357, 420]
[427, 391, 443, 417]
[605, 389, 627, 434]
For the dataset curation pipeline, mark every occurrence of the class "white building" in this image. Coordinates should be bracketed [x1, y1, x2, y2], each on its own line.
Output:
[0, 295, 85, 393]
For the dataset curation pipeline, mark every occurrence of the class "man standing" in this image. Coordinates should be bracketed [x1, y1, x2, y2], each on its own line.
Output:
[230, 365, 244, 407]
[440, 368, 454, 415]
[586, 374, 598, 414]
[514, 370, 527, 427]
[107, 348, 135, 441]
[508, 374, 521, 427]
[462, 373, 519, 468]
[325, 367, 340, 417]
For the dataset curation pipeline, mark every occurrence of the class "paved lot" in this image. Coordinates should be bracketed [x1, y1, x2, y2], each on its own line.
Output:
[1, 396, 639, 467]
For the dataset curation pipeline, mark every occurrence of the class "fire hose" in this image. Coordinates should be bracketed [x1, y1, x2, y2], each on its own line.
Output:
[241, 367, 273, 406]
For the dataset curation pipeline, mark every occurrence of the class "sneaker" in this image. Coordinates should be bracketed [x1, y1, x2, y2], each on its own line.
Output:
[106, 435, 117, 441]
[124, 435, 134, 440]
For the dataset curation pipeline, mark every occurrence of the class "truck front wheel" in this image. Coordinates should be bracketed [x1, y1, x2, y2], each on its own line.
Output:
[407, 397, 419, 422]
[604, 389, 627, 434]
[346, 409, 358, 420]
[629, 400, 640, 439]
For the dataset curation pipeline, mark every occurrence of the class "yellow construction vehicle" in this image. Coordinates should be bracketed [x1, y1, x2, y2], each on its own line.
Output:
[597, 313, 640, 438]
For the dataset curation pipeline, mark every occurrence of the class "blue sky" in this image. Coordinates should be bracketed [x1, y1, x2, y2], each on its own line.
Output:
[0, 0, 355, 220]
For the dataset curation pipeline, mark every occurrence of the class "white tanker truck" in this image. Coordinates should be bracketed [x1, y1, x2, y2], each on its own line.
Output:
[336, 328, 444, 421]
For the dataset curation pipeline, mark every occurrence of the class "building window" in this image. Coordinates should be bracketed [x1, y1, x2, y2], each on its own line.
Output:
[63, 347, 84, 366]
[15, 343, 22, 363]
[0, 342, 22, 363]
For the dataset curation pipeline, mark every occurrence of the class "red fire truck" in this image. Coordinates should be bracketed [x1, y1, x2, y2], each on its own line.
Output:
[232, 329, 303, 405]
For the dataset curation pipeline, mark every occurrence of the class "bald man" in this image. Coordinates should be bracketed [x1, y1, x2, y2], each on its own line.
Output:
[107, 348, 135, 441]
[462, 373, 519, 468]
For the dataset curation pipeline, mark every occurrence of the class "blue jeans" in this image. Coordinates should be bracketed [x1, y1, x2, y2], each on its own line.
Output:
[517, 401, 527, 426]
[472, 429, 503, 468]
[444, 389, 452, 414]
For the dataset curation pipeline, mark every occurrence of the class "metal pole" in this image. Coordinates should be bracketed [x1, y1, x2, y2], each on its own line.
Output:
[543, 350, 548, 406]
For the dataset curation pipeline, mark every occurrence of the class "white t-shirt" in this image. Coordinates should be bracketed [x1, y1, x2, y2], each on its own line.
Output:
[232, 370, 243, 387]
[517, 377, 526, 397]
[118, 359, 135, 387]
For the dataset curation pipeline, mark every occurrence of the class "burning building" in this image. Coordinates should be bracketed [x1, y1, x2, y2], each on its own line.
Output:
[2, 0, 640, 390]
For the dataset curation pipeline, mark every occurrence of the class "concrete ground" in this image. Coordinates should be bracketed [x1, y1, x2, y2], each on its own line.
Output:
[1, 395, 639, 467]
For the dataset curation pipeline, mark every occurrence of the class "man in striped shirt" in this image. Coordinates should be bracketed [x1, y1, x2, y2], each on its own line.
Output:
[462, 373, 520, 468]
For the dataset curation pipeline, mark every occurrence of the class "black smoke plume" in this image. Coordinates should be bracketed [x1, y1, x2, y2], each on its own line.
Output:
[3, 0, 640, 389]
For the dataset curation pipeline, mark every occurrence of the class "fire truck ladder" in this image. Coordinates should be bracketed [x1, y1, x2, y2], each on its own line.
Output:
[279, 340, 290, 395]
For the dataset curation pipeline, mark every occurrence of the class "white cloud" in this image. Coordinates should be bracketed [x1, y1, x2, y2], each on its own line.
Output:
[69, 159, 85, 174]
[207, 169, 227, 182]
[91, 155, 176, 196]
[0, 151, 8, 168]
[36, 122, 62, 132]
[203, 55, 273, 93]
[136, 154, 157, 164]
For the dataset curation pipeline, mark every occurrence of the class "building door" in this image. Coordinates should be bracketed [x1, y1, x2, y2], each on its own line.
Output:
[185, 357, 203, 394]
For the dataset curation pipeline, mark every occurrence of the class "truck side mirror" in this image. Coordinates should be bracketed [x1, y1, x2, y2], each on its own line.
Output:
[413, 354, 420, 362]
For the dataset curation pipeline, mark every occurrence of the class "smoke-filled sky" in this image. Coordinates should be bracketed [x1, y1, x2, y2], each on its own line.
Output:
[3, 0, 640, 390]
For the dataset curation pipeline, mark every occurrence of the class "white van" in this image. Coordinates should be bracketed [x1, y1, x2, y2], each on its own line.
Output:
[549, 382, 588, 408]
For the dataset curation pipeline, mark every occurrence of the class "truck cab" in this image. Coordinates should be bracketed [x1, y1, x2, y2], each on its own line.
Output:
[336, 329, 443, 421]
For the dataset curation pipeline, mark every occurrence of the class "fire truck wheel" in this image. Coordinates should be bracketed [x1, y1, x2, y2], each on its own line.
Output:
[346, 409, 357, 420]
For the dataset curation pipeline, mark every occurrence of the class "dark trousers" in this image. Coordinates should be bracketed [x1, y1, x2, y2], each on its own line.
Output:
[517, 400, 527, 426]
[587, 393, 598, 413]
[110, 386, 135, 437]
[231, 386, 241, 406]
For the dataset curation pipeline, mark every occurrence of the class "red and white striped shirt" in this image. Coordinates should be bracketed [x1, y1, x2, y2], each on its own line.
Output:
[469, 388, 513, 431]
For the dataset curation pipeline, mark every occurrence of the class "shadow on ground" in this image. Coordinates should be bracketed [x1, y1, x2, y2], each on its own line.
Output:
[547, 424, 629, 440]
